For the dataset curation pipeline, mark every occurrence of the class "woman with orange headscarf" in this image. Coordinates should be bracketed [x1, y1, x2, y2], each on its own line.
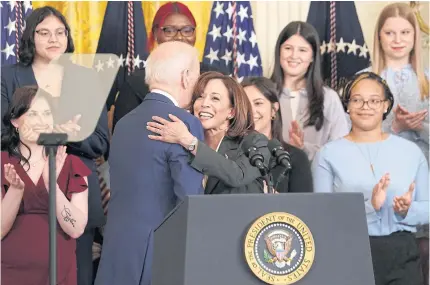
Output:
[112, 2, 228, 132]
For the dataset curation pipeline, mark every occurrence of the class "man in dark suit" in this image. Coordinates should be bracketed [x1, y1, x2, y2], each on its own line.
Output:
[94, 41, 204, 285]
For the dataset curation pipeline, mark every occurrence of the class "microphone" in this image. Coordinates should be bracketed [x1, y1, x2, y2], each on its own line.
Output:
[268, 139, 292, 170]
[241, 133, 268, 176]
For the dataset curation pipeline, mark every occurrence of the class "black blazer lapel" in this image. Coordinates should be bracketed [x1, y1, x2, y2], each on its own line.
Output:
[16, 64, 37, 87]
[204, 136, 240, 194]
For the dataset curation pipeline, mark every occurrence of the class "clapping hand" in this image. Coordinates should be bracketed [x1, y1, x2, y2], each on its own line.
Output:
[54, 114, 81, 138]
[392, 105, 428, 132]
[42, 146, 67, 191]
[288, 120, 304, 149]
[4, 164, 25, 191]
[371, 173, 390, 211]
[393, 182, 415, 215]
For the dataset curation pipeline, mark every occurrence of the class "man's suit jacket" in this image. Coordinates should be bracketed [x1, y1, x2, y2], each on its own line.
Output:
[1, 63, 109, 228]
[94, 93, 204, 285]
[111, 62, 229, 132]
[190, 132, 270, 194]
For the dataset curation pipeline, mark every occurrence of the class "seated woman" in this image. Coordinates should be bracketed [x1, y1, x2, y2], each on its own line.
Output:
[1, 86, 91, 285]
[147, 71, 270, 194]
[312, 72, 428, 285]
[242, 77, 313, 193]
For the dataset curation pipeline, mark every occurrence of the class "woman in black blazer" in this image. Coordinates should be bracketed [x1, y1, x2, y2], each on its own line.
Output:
[242, 77, 313, 193]
[147, 72, 270, 194]
[1, 6, 109, 285]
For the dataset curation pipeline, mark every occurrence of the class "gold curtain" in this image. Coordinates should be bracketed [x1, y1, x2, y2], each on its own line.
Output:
[32, 1, 213, 61]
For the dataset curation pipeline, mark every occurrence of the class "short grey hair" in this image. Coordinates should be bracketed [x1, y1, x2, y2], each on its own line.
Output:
[145, 41, 199, 87]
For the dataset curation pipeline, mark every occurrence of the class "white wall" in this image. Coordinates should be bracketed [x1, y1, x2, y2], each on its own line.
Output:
[251, 1, 429, 76]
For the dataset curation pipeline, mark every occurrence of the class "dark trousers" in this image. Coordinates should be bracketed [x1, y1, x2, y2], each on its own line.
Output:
[417, 237, 429, 285]
[76, 228, 95, 285]
[370, 232, 423, 285]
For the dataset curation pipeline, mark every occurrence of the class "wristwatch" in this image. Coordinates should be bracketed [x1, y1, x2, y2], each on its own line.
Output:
[187, 136, 198, 151]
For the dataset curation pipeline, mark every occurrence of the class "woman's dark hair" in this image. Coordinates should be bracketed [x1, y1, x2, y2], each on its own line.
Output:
[241, 77, 284, 142]
[19, 6, 74, 66]
[191, 72, 254, 139]
[1, 86, 53, 169]
[270, 21, 325, 131]
[342, 72, 394, 120]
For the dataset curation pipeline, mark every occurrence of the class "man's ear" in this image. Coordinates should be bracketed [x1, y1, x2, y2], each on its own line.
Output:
[181, 69, 190, 90]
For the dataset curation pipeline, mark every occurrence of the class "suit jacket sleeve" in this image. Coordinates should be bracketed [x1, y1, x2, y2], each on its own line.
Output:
[190, 132, 270, 188]
[168, 117, 204, 199]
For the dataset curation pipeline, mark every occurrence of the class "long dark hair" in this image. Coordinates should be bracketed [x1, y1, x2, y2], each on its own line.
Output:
[270, 21, 325, 131]
[241, 77, 283, 142]
[19, 6, 74, 66]
[1, 86, 51, 169]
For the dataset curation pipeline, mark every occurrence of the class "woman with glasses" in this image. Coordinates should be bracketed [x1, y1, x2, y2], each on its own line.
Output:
[1, 6, 109, 285]
[112, 1, 228, 133]
[312, 72, 428, 285]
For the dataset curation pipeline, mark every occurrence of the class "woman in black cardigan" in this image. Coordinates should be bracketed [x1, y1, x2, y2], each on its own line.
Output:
[242, 77, 313, 193]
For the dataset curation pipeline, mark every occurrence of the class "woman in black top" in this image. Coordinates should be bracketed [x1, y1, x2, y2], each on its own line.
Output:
[242, 77, 313, 193]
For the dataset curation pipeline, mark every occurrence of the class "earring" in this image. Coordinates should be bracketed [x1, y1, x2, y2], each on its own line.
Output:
[347, 110, 350, 113]
[271, 115, 276, 120]
[384, 110, 387, 113]
[15, 127, 18, 132]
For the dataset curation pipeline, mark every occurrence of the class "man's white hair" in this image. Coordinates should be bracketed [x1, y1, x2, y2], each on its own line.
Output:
[145, 41, 199, 87]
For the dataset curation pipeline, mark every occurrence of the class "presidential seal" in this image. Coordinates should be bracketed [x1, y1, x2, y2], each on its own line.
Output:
[244, 212, 315, 285]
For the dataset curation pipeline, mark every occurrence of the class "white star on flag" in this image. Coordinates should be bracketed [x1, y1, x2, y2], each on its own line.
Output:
[213, 1, 225, 19]
[208, 25, 222, 42]
[205, 48, 219, 64]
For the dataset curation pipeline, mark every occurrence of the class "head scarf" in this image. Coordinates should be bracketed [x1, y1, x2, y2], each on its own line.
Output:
[148, 2, 196, 51]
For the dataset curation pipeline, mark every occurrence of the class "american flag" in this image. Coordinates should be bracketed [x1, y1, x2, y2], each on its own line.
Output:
[1, 1, 33, 65]
[95, 1, 148, 110]
[203, 1, 263, 81]
[307, 1, 370, 92]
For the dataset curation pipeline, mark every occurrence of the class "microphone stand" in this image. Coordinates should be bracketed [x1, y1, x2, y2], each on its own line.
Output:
[274, 167, 291, 193]
[37, 133, 68, 285]
[264, 173, 275, 194]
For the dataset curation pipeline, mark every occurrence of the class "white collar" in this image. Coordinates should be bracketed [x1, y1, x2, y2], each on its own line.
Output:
[151, 89, 179, 107]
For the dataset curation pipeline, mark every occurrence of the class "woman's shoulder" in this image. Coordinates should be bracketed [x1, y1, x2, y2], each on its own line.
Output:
[64, 154, 91, 176]
[388, 135, 424, 156]
[1, 151, 18, 165]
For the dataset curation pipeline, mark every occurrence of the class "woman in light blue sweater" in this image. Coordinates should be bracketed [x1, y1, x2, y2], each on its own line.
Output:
[312, 72, 428, 285]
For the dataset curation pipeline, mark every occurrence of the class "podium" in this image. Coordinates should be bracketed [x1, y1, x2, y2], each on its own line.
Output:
[152, 193, 375, 285]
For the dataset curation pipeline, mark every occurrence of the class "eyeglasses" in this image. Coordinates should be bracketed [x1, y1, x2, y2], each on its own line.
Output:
[35, 28, 68, 40]
[348, 98, 386, 109]
[160, 26, 195, 38]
